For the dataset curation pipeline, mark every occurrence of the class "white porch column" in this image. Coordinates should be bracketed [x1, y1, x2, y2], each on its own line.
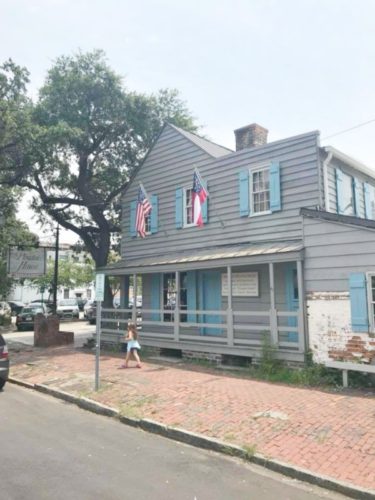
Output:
[174, 271, 180, 341]
[227, 265, 234, 346]
[269, 262, 278, 345]
[132, 273, 137, 323]
[297, 260, 306, 353]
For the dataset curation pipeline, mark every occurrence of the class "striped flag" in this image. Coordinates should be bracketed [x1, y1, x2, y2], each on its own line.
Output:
[135, 184, 152, 238]
[192, 169, 208, 227]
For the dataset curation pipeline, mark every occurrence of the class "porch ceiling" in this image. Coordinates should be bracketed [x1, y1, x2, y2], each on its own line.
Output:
[100, 240, 304, 275]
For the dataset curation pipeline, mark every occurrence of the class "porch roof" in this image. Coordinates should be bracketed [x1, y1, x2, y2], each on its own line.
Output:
[101, 240, 304, 275]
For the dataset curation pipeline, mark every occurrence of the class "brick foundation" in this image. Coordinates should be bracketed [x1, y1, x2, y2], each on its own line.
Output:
[182, 350, 222, 364]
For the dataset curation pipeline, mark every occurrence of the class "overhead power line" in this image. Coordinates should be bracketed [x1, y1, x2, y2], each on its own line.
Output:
[322, 118, 375, 140]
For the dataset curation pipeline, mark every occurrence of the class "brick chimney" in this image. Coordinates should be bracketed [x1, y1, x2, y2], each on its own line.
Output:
[234, 123, 268, 151]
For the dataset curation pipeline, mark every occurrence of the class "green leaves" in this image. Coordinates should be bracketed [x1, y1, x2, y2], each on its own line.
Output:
[31, 257, 95, 292]
[0, 50, 198, 281]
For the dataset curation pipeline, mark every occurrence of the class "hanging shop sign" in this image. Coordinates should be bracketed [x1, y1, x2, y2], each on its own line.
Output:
[7, 248, 46, 278]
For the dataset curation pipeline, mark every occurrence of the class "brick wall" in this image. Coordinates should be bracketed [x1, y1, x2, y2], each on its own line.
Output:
[307, 292, 375, 364]
[182, 350, 222, 365]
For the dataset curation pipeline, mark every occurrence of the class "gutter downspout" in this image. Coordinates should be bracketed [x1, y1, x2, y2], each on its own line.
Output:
[323, 150, 333, 212]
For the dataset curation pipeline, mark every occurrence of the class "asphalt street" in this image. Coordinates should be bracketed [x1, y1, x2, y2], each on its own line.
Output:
[2, 317, 95, 347]
[0, 385, 347, 500]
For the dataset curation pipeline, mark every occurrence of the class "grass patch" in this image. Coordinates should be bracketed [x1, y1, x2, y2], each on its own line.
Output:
[118, 394, 158, 419]
[242, 443, 257, 458]
[246, 336, 375, 388]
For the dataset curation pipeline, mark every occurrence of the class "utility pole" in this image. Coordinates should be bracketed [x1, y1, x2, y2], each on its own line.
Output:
[52, 225, 59, 314]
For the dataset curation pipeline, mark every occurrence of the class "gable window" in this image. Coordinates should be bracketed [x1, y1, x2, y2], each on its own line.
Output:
[239, 161, 280, 217]
[250, 167, 270, 215]
[129, 195, 158, 237]
[144, 213, 151, 235]
[364, 183, 375, 220]
[183, 188, 194, 227]
[336, 170, 355, 216]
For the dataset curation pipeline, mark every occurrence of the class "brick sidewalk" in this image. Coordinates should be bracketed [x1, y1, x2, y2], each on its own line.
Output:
[8, 344, 375, 492]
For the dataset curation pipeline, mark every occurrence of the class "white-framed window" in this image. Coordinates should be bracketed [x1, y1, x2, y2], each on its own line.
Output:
[144, 213, 151, 235]
[366, 184, 375, 220]
[250, 166, 270, 215]
[367, 273, 375, 332]
[340, 172, 355, 215]
[183, 187, 194, 227]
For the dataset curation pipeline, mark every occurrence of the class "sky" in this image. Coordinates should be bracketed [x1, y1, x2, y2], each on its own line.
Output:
[2, 0, 375, 243]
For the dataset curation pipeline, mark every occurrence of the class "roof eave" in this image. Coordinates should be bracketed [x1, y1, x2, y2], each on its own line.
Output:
[323, 146, 375, 180]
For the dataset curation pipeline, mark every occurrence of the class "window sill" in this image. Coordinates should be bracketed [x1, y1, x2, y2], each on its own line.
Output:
[249, 210, 272, 218]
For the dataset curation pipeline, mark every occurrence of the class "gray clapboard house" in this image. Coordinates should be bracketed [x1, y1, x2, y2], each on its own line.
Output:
[100, 123, 375, 365]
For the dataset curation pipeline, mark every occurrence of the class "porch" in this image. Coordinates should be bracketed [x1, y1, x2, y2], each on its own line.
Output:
[99, 241, 306, 363]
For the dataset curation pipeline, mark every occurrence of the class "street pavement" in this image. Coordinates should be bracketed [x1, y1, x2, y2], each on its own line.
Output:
[1, 384, 346, 500]
[2, 316, 95, 347]
[3, 323, 375, 496]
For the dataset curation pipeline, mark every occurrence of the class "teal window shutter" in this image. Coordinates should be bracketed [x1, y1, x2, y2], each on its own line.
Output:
[239, 170, 249, 216]
[186, 271, 197, 322]
[129, 201, 137, 237]
[150, 195, 158, 234]
[354, 179, 362, 217]
[201, 181, 208, 224]
[175, 188, 183, 228]
[336, 169, 344, 214]
[269, 161, 281, 212]
[364, 182, 372, 219]
[150, 274, 161, 321]
[349, 273, 369, 332]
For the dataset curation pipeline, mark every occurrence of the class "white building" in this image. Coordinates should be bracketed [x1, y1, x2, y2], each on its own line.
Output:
[8, 243, 95, 304]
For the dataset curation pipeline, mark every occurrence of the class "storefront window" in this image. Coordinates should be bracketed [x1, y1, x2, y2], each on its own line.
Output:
[163, 272, 187, 322]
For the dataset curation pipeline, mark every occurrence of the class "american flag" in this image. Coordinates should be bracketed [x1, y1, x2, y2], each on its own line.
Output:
[135, 184, 152, 238]
[192, 169, 208, 227]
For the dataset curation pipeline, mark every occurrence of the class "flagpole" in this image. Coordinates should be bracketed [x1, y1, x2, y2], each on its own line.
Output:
[139, 182, 150, 201]
[193, 167, 209, 197]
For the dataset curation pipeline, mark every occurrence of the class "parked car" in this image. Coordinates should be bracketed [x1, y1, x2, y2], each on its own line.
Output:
[0, 334, 9, 390]
[86, 301, 97, 325]
[0, 301, 12, 326]
[83, 300, 94, 318]
[56, 298, 80, 319]
[128, 297, 142, 308]
[30, 299, 54, 313]
[16, 304, 48, 331]
[7, 301, 24, 316]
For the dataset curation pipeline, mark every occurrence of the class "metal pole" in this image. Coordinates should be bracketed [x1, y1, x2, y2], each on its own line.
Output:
[52, 225, 59, 314]
[95, 300, 102, 391]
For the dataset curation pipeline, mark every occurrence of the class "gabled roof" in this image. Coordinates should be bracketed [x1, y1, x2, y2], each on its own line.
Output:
[168, 123, 233, 158]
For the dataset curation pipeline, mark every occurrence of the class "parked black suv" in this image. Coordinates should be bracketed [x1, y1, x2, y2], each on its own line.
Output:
[0, 334, 9, 390]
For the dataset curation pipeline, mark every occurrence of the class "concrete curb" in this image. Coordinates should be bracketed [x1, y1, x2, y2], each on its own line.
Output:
[9, 377, 375, 500]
